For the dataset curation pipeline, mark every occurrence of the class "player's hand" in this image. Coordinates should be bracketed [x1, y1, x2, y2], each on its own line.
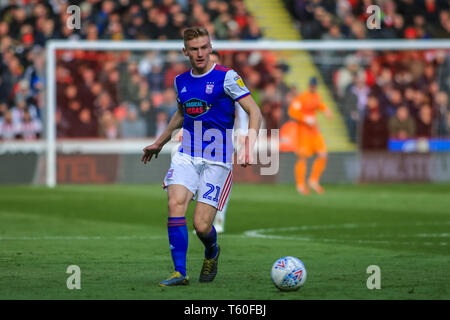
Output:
[304, 116, 316, 126]
[141, 143, 162, 164]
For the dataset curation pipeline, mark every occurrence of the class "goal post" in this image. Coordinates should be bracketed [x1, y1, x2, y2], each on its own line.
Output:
[43, 39, 450, 187]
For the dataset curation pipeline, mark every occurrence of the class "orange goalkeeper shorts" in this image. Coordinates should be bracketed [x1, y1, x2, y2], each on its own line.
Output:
[296, 127, 327, 158]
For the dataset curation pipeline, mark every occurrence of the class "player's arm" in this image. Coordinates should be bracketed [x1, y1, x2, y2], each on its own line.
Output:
[236, 94, 262, 167]
[235, 102, 249, 136]
[141, 103, 184, 164]
[223, 69, 262, 166]
[319, 100, 333, 119]
[235, 102, 249, 151]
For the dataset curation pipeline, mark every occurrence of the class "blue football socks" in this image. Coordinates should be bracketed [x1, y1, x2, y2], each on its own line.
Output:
[167, 217, 188, 277]
[197, 225, 218, 259]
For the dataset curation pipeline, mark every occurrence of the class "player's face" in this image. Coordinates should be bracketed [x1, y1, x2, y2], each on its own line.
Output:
[183, 36, 213, 73]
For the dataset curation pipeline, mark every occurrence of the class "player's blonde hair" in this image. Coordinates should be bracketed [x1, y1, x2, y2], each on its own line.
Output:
[183, 26, 210, 48]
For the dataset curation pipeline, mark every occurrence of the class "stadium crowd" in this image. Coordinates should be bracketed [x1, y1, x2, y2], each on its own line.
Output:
[0, 0, 449, 152]
[284, 0, 450, 148]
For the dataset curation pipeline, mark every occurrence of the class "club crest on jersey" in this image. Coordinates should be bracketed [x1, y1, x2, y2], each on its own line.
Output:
[234, 76, 245, 88]
[205, 82, 214, 94]
[166, 168, 174, 179]
[183, 98, 210, 118]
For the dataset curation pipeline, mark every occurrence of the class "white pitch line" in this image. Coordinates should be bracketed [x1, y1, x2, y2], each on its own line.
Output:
[242, 222, 450, 246]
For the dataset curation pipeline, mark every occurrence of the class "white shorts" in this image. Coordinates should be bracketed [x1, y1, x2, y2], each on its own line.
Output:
[162, 152, 233, 210]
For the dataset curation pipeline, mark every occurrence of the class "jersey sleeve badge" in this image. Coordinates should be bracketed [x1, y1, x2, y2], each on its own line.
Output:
[234, 76, 245, 88]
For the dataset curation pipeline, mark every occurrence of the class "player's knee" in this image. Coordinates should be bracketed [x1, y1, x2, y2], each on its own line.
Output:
[168, 197, 186, 216]
[193, 220, 211, 235]
[317, 152, 328, 159]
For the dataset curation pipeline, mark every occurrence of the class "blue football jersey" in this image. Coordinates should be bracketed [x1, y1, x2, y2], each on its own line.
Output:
[174, 63, 251, 163]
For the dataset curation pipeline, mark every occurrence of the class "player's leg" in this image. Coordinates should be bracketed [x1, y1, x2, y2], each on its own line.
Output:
[295, 155, 309, 195]
[295, 128, 312, 195]
[308, 133, 327, 194]
[159, 184, 193, 287]
[194, 163, 232, 282]
[193, 201, 218, 256]
[193, 201, 221, 282]
[308, 153, 327, 193]
[159, 152, 199, 286]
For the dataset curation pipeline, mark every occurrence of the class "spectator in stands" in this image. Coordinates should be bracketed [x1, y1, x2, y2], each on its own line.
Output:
[242, 16, 262, 40]
[261, 100, 281, 132]
[410, 89, 430, 120]
[19, 109, 42, 140]
[120, 105, 146, 138]
[94, 91, 115, 119]
[99, 110, 119, 139]
[365, 94, 381, 120]
[139, 99, 157, 137]
[0, 74, 11, 105]
[343, 75, 369, 143]
[147, 59, 165, 93]
[388, 104, 416, 140]
[94, 0, 116, 37]
[155, 110, 169, 138]
[84, 22, 99, 41]
[362, 105, 389, 150]
[160, 88, 178, 118]
[0, 110, 19, 140]
[122, 69, 142, 107]
[335, 55, 365, 100]
[384, 88, 403, 118]
[418, 63, 436, 92]
[214, 12, 234, 40]
[435, 91, 449, 136]
[392, 13, 406, 38]
[10, 96, 29, 126]
[416, 104, 434, 138]
[403, 86, 416, 110]
[435, 9, 450, 38]
[102, 68, 120, 106]
[56, 108, 70, 138]
[71, 108, 97, 138]
[78, 68, 97, 111]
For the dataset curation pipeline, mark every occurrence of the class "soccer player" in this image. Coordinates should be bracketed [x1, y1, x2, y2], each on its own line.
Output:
[141, 26, 262, 286]
[209, 50, 249, 233]
[288, 77, 332, 195]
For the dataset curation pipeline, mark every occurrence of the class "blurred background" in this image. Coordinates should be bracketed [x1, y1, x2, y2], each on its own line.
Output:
[0, 0, 449, 185]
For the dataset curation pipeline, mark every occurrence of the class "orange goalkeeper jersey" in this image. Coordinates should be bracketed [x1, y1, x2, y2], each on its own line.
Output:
[285, 91, 329, 156]
[288, 91, 329, 133]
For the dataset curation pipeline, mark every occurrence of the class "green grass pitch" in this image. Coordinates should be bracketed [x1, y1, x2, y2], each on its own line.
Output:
[0, 183, 449, 300]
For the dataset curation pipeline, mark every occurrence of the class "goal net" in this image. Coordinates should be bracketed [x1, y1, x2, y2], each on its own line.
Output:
[1, 39, 449, 186]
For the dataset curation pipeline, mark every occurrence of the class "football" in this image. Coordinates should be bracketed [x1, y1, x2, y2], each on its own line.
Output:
[271, 256, 307, 291]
